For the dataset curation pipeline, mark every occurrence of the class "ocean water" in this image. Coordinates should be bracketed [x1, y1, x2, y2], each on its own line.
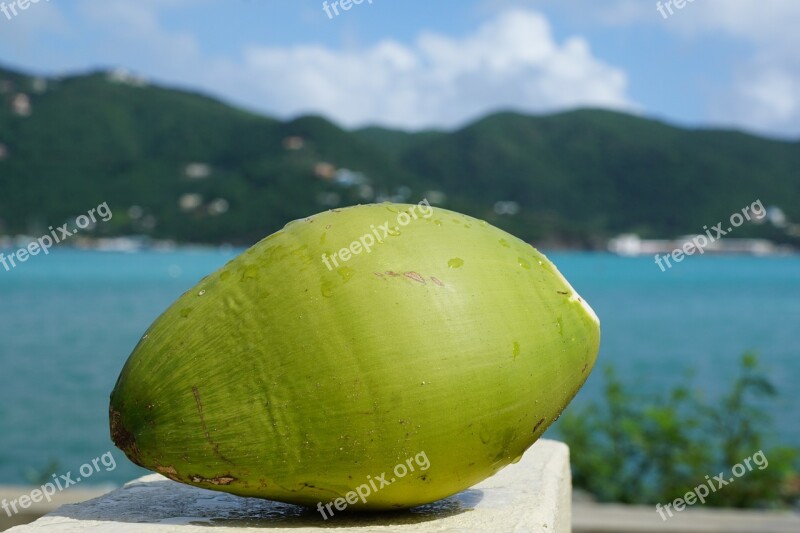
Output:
[0, 249, 797, 486]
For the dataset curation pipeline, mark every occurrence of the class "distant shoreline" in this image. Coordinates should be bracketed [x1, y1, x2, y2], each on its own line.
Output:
[1, 234, 796, 256]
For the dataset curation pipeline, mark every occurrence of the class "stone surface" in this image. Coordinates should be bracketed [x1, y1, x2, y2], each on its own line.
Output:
[572, 501, 800, 533]
[8, 439, 571, 532]
[0, 487, 112, 531]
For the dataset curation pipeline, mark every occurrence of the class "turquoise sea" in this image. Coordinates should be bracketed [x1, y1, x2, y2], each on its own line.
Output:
[0, 250, 798, 486]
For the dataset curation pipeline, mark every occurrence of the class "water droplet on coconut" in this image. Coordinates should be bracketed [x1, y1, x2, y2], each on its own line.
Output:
[448, 258, 464, 269]
[240, 264, 258, 281]
[321, 281, 334, 298]
[337, 267, 355, 283]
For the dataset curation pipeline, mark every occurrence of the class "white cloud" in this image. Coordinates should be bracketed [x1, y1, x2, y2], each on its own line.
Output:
[673, 0, 800, 136]
[482, 0, 800, 135]
[66, 4, 634, 130]
[234, 9, 634, 128]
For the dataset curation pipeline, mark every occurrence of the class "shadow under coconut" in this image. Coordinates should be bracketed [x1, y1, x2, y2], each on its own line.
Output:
[50, 476, 482, 528]
[199, 489, 483, 528]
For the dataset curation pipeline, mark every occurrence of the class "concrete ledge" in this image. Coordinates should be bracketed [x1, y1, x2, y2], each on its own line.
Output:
[8, 439, 571, 532]
[0, 487, 113, 531]
[572, 501, 800, 533]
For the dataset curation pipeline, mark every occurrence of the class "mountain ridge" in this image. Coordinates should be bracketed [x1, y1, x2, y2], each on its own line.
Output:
[1, 64, 797, 247]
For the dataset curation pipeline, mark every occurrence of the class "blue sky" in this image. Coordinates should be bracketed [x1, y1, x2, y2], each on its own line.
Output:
[1, 0, 798, 137]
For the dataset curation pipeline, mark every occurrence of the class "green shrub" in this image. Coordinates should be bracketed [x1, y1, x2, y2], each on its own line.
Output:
[558, 353, 799, 507]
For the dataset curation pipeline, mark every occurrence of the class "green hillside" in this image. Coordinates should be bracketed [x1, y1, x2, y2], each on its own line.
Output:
[1, 65, 798, 247]
[400, 110, 800, 245]
[354, 125, 446, 160]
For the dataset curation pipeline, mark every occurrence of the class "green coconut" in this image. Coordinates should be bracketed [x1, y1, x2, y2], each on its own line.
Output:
[110, 202, 600, 510]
